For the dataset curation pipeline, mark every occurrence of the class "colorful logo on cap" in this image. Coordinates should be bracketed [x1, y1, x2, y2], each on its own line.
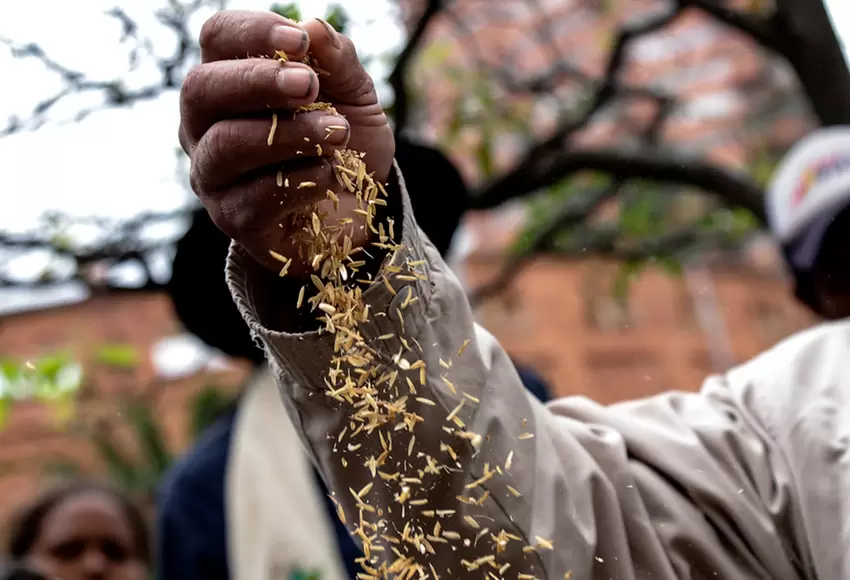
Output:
[791, 153, 850, 207]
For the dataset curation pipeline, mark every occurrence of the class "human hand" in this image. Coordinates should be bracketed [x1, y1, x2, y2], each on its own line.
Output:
[179, 11, 395, 273]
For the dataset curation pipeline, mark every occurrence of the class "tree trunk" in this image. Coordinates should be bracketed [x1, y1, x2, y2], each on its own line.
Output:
[776, 0, 850, 125]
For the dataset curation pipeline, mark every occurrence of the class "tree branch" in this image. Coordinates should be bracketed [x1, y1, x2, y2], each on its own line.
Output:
[0, 208, 191, 290]
[549, 222, 746, 260]
[468, 8, 682, 205]
[468, 181, 623, 305]
[0, 0, 216, 137]
[679, 0, 785, 55]
[472, 147, 765, 221]
[389, 0, 444, 134]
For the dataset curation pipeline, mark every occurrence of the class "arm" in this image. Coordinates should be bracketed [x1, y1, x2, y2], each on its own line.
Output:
[225, 164, 815, 579]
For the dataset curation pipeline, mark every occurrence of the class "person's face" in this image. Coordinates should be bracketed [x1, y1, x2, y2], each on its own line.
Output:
[24, 493, 146, 580]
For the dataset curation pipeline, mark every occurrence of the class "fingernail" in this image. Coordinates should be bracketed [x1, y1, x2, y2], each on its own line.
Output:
[320, 116, 350, 145]
[271, 25, 308, 54]
[317, 19, 342, 49]
[278, 66, 315, 98]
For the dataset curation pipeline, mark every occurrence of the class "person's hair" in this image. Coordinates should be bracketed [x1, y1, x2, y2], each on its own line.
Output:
[0, 563, 48, 580]
[5, 480, 151, 566]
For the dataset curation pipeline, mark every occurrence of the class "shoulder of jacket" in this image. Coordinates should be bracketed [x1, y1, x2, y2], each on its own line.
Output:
[722, 319, 850, 438]
[729, 320, 850, 380]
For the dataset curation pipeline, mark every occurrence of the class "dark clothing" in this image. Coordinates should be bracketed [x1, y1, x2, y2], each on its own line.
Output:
[157, 409, 236, 580]
[156, 365, 550, 580]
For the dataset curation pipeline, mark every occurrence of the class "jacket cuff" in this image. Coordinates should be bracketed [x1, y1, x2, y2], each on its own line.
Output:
[225, 160, 433, 384]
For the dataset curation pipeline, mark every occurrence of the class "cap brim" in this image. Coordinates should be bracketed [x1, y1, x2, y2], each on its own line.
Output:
[785, 211, 838, 273]
[783, 208, 846, 313]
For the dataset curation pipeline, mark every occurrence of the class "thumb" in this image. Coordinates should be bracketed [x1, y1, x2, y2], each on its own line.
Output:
[302, 19, 378, 108]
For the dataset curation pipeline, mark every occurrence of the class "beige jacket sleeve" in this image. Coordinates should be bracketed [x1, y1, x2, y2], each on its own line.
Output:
[226, 163, 849, 579]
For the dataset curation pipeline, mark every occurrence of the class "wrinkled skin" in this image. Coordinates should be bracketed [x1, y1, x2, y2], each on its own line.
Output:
[179, 12, 395, 274]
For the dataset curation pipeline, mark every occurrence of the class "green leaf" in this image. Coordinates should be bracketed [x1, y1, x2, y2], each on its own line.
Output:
[50, 232, 74, 251]
[127, 403, 173, 481]
[415, 40, 454, 71]
[44, 391, 76, 427]
[270, 3, 301, 21]
[612, 260, 644, 302]
[655, 256, 683, 276]
[92, 430, 139, 491]
[190, 385, 237, 439]
[324, 4, 349, 34]
[35, 353, 72, 384]
[93, 344, 139, 369]
[0, 398, 9, 429]
[476, 126, 494, 180]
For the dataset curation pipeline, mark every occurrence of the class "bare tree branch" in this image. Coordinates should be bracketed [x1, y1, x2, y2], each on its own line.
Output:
[679, 0, 785, 54]
[0, 208, 191, 291]
[0, 0, 217, 137]
[470, 80, 677, 305]
[389, 0, 444, 134]
[472, 147, 766, 220]
[465, 9, 685, 203]
[468, 180, 623, 305]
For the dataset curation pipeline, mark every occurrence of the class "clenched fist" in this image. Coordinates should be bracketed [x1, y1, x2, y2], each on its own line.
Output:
[179, 11, 395, 273]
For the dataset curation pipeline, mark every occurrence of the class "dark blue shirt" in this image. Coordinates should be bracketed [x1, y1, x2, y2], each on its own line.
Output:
[156, 364, 550, 580]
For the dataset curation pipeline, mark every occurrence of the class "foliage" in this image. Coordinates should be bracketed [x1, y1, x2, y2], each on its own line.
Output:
[189, 383, 237, 438]
[1, 342, 236, 497]
[0, 353, 83, 427]
[414, 41, 534, 183]
[270, 3, 349, 34]
[48, 384, 238, 497]
[93, 344, 140, 369]
[289, 570, 322, 580]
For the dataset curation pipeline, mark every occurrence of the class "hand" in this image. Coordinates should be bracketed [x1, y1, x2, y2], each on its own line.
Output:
[179, 11, 395, 273]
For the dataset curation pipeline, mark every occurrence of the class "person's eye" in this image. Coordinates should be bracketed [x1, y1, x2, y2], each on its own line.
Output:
[101, 541, 129, 563]
[51, 540, 85, 561]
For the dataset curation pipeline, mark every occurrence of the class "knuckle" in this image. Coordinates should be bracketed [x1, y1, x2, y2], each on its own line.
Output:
[207, 203, 238, 240]
[199, 12, 227, 53]
[188, 158, 207, 197]
[219, 193, 265, 240]
[205, 121, 234, 160]
[338, 38, 375, 101]
[194, 121, 236, 188]
[181, 65, 207, 107]
[247, 59, 280, 92]
[178, 125, 191, 155]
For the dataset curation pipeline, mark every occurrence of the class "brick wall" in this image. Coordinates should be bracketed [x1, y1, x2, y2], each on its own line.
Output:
[0, 292, 248, 525]
[466, 255, 816, 403]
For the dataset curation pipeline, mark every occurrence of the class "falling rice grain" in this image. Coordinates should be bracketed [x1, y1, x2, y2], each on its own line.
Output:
[267, 113, 278, 146]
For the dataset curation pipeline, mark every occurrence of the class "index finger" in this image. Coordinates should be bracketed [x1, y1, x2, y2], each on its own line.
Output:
[200, 10, 310, 63]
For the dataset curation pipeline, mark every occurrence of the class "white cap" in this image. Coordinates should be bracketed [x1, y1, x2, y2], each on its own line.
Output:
[766, 126, 850, 309]
[767, 126, 850, 245]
